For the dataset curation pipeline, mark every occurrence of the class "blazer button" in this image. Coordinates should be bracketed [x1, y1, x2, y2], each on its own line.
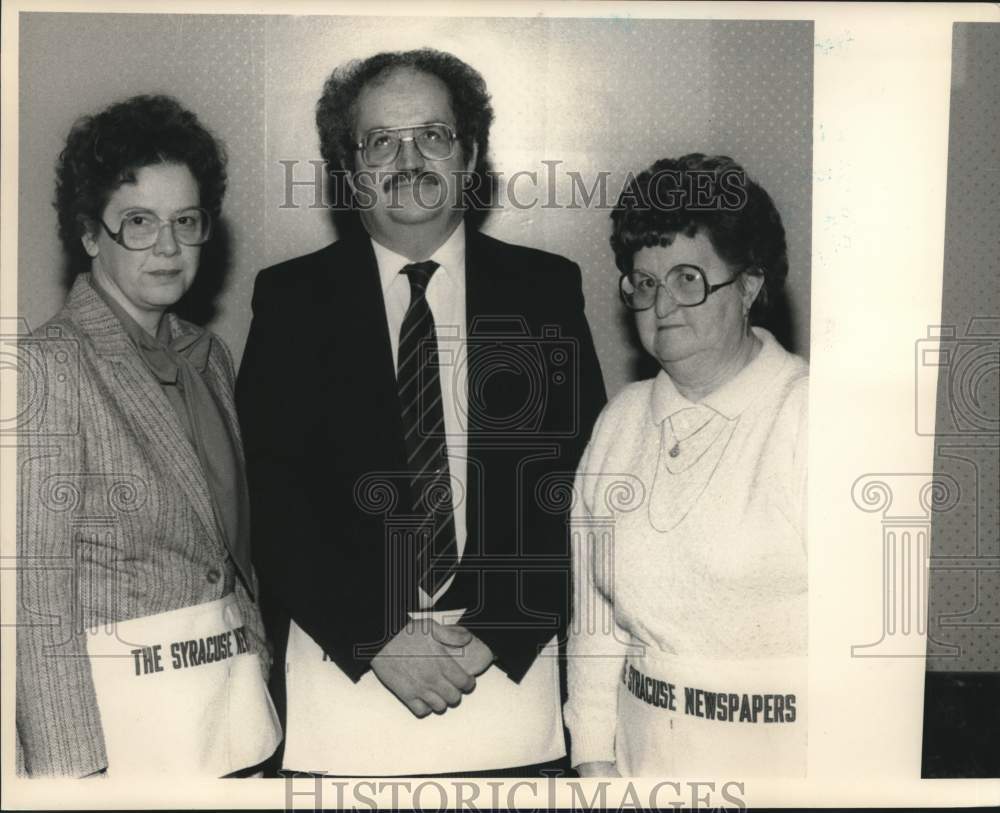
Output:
[206, 568, 222, 584]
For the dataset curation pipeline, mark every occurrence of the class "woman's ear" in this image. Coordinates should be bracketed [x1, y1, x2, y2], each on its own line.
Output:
[80, 231, 101, 259]
[741, 271, 765, 314]
[79, 218, 100, 258]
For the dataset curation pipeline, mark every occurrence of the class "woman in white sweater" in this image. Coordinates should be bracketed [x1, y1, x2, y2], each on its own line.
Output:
[564, 154, 808, 777]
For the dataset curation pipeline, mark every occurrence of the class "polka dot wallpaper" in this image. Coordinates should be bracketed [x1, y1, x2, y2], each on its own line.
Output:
[18, 13, 813, 402]
[926, 23, 1000, 674]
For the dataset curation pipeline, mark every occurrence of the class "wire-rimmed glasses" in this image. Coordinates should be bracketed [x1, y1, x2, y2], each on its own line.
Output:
[353, 122, 458, 167]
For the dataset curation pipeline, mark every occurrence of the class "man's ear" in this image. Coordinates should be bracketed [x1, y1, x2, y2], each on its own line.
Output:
[465, 141, 479, 174]
[342, 161, 357, 194]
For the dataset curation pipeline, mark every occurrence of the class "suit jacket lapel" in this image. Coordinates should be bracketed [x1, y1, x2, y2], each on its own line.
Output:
[66, 276, 221, 543]
[325, 235, 410, 472]
[465, 228, 496, 335]
[462, 229, 499, 560]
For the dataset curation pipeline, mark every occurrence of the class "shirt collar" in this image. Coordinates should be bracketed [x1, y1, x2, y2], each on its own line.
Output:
[650, 327, 786, 424]
[371, 222, 466, 294]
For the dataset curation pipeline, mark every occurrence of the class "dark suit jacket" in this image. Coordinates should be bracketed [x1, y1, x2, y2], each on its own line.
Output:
[236, 227, 606, 718]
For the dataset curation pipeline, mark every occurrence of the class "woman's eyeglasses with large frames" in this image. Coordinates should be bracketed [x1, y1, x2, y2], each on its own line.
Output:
[96, 208, 212, 251]
[620, 264, 742, 310]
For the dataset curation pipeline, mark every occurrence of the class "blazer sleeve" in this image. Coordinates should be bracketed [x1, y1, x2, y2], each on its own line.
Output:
[470, 260, 608, 683]
[211, 335, 273, 682]
[16, 341, 108, 777]
[237, 267, 405, 682]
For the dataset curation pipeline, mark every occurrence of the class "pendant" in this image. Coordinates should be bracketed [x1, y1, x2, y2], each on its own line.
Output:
[669, 441, 680, 458]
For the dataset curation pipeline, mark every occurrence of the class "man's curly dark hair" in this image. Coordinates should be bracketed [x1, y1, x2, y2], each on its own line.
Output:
[315, 48, 494, 176]
[610, 154, 788, 321]
[54, 94, 227, 271]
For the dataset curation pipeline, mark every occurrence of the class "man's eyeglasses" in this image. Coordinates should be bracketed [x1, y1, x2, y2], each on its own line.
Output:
[620, 264, 740, 310]
[98, 208, 212, 251]
[353, 122, 458, 167]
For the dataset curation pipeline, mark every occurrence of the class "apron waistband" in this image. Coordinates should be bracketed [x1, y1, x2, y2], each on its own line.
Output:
[85, 594, 246, 657]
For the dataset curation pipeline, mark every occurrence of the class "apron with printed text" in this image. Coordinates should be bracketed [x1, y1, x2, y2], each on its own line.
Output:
[615, 649, 807, 777]
[85, 595, 281, 776]
[282, 609, 565, 775]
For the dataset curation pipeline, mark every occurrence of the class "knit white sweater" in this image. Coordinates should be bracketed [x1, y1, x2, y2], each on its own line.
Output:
[563, 328, 808, 768]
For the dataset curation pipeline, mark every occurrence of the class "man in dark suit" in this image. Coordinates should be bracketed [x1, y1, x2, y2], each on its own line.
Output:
[236, 48, 605, 777]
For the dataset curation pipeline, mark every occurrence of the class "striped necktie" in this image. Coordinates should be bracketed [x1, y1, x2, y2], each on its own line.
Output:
[397, 261, 459, 597]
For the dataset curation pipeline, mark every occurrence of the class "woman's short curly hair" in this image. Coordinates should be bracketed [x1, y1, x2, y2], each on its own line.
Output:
[316, 48, 494, 175]
[610, 154, 788, 320]
[54, 94, 227, 269]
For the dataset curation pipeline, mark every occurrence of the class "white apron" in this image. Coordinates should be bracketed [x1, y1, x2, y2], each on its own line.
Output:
[85, 595, 281, 777]
[616, 650, 806, 777]
[282, 611, 565, 775]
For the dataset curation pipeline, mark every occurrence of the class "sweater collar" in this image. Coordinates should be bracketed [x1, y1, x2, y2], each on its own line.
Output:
[650, 327, 787, 424]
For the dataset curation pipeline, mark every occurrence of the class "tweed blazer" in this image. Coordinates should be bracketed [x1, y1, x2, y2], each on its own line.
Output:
[16, 274, 269, 777]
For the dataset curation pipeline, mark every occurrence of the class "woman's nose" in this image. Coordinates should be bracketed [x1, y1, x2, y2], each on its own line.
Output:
[152, 221, 181, 256]
[654, 283, 679, 318]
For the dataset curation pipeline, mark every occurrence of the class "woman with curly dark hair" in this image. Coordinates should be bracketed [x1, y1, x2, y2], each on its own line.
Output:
[16, 94, 279, 777]
[564, 155, 808, 777]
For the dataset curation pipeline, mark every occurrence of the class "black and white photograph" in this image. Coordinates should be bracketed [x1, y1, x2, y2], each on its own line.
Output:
[1, 1, 996, 810]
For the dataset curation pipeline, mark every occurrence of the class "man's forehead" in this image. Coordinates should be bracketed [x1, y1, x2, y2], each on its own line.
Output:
[354, 67, 456, 133]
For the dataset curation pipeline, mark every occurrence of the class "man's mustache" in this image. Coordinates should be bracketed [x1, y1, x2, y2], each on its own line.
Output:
[382, 170, 442, 193]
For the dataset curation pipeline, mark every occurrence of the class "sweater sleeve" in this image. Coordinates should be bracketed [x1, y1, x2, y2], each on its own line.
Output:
[562, 436, 631, 768]
[784, 375, 809, 553]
